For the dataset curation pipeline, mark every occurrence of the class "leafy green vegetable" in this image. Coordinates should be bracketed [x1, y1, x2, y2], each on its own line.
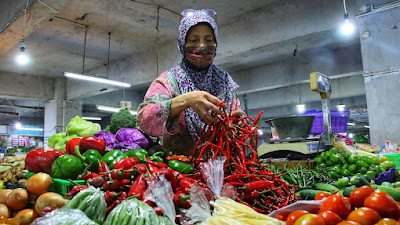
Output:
[103, 125, 111, 131]
[47, 133, 67, 148]
[66, 116, 101, 137]
[109, 109, 137, 134]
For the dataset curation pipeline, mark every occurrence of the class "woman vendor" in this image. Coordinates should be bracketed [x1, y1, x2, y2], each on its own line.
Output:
[137, 9, 245, 155]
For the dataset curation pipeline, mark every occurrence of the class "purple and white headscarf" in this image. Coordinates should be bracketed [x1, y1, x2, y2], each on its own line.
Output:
[169, 10, 239, 141]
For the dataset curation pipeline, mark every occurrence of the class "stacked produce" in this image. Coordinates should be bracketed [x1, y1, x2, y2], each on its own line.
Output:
[189, 102, 297, 213]
[0, 155, 27, 189]
[0, 173, 68, 224]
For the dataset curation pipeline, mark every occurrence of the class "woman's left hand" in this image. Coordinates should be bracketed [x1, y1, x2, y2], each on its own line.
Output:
[231, 109, 246, 126]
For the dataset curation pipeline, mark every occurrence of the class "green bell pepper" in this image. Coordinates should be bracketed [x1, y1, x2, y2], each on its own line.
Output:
[52, 154, 84, 179]
[149, 152, 164, 163]
[381, 160, 396, 171]
[101, 150, 124, 168]
[75, 147, 102, 172]
[167, 159, 194, 174]
[123, 149, 147, 162]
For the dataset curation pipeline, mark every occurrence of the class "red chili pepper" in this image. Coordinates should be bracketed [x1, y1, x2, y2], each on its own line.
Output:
[65, 138, 81, 156]
[153, 206, 164, 216]
[79, 136, 107, 155]
[148, 163, 160, 174]
[65, 185, 88, 198]
[25, 149, 65, 174]
[103, 179, 128, 191]
[118, 191, 128, 201]
[166, 155, 190, 162]
[128, 174, 146, 199]
[173, 192, 191, 209]
[82, 171, 103, 181]
[153, 168, 177, 191]
[146, 159, 168, 168]
[99, 160, 111, 173]
[114, 157, 139, 170]
[110, 168, 124, 180]
[238, 180, 274, 192]
[133, 164, 148, 174]
[142, 198, 156, 207]
[105, 200, 119, 217]
[104, 190, 117, 205]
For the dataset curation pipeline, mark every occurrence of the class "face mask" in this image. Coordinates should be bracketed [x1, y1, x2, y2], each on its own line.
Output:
[184, 46, 216, 68]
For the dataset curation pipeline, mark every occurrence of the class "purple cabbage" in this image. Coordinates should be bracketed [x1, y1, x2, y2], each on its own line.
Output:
[115, 141, 142, 152]
[94, 131, 118, 150]
[116, 128, 149, 149]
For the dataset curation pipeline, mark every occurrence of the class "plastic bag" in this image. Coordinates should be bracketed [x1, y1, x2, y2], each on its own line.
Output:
[183, 184, 212, 224]
[144, 175, 176, 224]
[268, 199, 326, 218]
[66, 116, 101, 137]
[63, 186, 106, 224]
[31, 208, 98, 225]
[200, 157, 226, 197]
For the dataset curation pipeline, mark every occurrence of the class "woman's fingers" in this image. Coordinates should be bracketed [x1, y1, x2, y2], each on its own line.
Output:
[205, 93, 227, 110]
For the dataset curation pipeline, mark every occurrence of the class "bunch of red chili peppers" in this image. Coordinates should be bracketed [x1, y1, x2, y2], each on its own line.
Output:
[190, 102, 298, 214]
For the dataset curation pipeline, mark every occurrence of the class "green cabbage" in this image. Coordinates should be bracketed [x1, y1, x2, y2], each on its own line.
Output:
[47, 132, 66, 148]
[66, 116, 101, 137]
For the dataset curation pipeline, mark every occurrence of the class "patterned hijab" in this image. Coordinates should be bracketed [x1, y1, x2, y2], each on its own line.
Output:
[169, 10, 239, 141]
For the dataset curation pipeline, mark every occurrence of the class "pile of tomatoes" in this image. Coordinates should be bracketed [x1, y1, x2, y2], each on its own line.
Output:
[276, 187, 400, 225]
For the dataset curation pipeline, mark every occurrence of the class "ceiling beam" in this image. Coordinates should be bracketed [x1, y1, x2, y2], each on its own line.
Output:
[0, 0, 71, 55]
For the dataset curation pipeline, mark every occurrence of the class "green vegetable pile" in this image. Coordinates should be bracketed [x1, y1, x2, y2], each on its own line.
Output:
[48, 116, 101, 151]
[109, 108, 137, 134]
[314, 148, 392, 179]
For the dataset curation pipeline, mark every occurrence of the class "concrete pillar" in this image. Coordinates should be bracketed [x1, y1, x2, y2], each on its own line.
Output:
[357, 3, 400, 146]
[44, 78, 82, 149]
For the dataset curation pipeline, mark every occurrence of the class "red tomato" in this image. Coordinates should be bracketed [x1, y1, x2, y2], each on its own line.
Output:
[315, 192, 331, 200]
[346, 207, 381, 225]
[294, 214, 326, 225]
[320, 193, 352, 219]
[318, 211, 343, 225]
[338, 222, 361, 225]
[286, 210, 310, 225]
[364, 191, 400, 220]
[275, 212, 289, 221]
[349, 186, 375, 208]
[375, 218, 400, 225]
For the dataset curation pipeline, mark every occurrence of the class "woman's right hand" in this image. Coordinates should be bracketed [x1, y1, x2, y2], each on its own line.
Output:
[184, 91, 227, 123]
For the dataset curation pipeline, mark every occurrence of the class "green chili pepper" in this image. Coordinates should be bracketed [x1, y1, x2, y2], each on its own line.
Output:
[123, 149, 147, 163]
[167, 159, 194, 174]
[101, 150, 124, 166]
[149, 152, 164, 163]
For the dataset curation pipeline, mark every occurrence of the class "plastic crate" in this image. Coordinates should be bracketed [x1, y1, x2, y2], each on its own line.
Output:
[24, 170, 86, 198]
[384, 154, 400, 170]
[299, 109, 349, 134]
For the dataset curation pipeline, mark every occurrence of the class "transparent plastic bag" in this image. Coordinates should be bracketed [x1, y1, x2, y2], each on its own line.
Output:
[268, 199, 326, 218]
[63, 186, 106, 224]
[183, 184, 212, 224]
[200, 156, 226, 197]
[144, 174, 176, 224]
[31, 208, 98, 225]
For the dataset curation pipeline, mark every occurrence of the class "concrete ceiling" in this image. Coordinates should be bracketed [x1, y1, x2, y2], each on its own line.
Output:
[0, 0, 372, 127]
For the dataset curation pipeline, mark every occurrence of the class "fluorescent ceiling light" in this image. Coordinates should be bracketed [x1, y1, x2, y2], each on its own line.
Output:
[348, 133, 354, 138]
[296, 104, 306, 113]
[337, 104, 346, 111]
[347, 122, 355, 126]
[364, 125, 370, 128]
[15, 122, 22, 129]
[19, 127, 43, 131]
[82, 117, 102, 121]
[96, 105, 137, 115]
[64, 72, 131, 88]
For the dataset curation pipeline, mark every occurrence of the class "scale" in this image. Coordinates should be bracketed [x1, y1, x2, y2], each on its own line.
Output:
[257, 72, 333, 160]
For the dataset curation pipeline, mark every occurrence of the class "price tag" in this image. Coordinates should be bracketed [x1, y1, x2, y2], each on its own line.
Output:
[120, 101, 132, 110]
[310, 72, 331, 95]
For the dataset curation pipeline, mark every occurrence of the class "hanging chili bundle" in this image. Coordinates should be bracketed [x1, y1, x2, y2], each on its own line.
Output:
[189, 102, 298, 213]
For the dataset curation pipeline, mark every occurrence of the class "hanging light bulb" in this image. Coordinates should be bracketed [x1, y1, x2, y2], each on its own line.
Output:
[16, 40, 29, 65]
[15, 122, 22, 129]
[341, 13, 354, 35]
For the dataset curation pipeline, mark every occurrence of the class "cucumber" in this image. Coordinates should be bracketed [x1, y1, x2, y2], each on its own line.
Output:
[343, 185, 357, 197]
[298, 189, 325, 200]
[377, 186, 400, 201]
[350, 176, 359, 185]
[361, 174, 372, 183]
[381, 182, 393, 188]
[393, 181, 400, 188]
[354, 177, 370, 187]
[334, 177, 350, 189]
[313, 183, 339, 193]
